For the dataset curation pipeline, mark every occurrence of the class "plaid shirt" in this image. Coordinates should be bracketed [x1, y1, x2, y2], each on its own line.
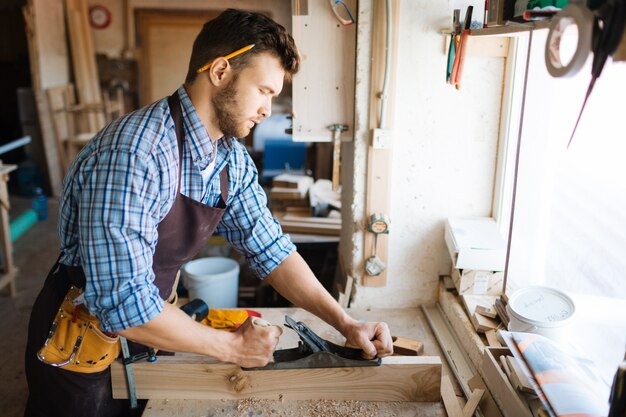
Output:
[58, 86, 295, 333]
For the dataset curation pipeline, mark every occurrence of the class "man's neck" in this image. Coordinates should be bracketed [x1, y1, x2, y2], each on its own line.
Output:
[183, 83, 223, 143]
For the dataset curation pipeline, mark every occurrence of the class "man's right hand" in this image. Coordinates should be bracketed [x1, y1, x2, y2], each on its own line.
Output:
[226, 317, 282, 368]
[119, 303, 283, 368]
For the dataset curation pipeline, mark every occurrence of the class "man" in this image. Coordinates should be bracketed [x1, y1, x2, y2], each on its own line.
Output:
[25, 9, 393, 417]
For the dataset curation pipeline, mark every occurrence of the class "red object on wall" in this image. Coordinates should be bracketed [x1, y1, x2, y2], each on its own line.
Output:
[89, 5, 112, 29]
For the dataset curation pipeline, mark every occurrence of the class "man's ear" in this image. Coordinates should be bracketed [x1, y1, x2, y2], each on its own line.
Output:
[208, 58, 231, 86]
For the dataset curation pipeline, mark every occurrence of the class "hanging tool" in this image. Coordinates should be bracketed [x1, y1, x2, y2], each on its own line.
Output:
[550, 2, 626, 147]
[328, 124, 348, 192]
[447, 9, 461, 83]
[246, 315, 381, 370]
[365, 213, 390, 276]
[450, 6, 473, 89]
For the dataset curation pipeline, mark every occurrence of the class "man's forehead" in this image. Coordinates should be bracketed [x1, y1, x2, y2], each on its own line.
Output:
[239, 53, 284, 92]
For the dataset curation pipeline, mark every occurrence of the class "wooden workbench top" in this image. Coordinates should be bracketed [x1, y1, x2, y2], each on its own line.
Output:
[136, 307, 447, 417]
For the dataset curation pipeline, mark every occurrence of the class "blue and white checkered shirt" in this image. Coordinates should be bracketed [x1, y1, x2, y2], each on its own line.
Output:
[58, 86, 295, 333]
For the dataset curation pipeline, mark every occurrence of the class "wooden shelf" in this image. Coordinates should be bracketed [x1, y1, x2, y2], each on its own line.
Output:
[470, 19, 551, 37]
[440, 19, 551, 38]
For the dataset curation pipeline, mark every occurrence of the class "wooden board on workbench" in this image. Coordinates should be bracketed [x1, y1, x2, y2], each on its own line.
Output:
[111, 308, 442, 402]
[111, 354, 441, 402]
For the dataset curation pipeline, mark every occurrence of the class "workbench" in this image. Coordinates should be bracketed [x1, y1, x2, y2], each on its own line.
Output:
[124, 307, 448, 417]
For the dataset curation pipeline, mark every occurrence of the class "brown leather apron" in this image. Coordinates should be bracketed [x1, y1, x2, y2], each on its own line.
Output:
[24, 91, 229, 417]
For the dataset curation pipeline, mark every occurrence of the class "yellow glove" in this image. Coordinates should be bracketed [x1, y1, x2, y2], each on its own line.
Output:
[201, 309, 260, 331]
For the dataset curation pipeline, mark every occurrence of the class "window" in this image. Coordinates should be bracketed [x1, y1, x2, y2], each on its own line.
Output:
[495, 29, 626, 386]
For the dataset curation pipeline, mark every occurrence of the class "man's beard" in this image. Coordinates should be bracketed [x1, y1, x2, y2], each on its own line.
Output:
[212, 75, 247, 138]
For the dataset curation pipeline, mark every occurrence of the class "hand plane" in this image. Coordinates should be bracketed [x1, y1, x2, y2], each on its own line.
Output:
[247, 315, 381, 370]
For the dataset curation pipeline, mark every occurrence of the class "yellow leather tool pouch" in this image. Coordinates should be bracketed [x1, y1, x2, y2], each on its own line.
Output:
[37, 286, 120, 373]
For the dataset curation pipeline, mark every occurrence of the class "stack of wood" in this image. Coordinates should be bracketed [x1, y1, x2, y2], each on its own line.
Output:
[460, 292, 514, 351]
[276, 209, 341, 236]
[493, 293, 510, 328]
[461, 294, 503, 335]
[269, 173, 313, 211]
[270, 175, 341, 236]
[498, 354, 536, 395]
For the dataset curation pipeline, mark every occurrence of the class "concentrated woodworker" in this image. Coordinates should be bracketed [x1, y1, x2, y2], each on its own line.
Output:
[24, 9, 393, 417]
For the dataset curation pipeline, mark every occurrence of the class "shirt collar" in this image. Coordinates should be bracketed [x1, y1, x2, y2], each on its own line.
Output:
[177, 86, 234, 169]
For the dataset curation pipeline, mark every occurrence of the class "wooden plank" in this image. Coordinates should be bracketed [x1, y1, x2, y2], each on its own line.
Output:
[505, 356, 534, 394]
[462, 388, 485, 417]
[279, 221, 340, 236]
[362, 0, 400, 287]
[0, 269, 19, 297]
[468, 373, 503, 417]
[392, 336, 424, 356]
[111, 355, 441, 402]
[485, 330, 501, 347]
[471, 312, 499, 333]
[21, 5, 40, 92]
[476, 305, 498, 319]
[46, 86, 72, 173]
[441, 375, 463, 417]
[282, 214, 341, 225]
[34, 90, 64, 197]
[65, 0, 105, 131]
[272, 174, 314, 189]
[0, 170, 17, 296]
[29, 0, 70, 90]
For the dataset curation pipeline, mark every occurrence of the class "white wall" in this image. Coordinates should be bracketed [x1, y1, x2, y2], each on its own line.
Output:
[348, 0, 505, 307]
[88, 0, 292, 58]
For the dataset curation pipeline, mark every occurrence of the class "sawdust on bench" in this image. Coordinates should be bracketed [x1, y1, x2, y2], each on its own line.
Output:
[234, 397, 399, 417]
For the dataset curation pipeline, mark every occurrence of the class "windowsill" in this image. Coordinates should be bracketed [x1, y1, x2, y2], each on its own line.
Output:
[439, 282, 626, 396]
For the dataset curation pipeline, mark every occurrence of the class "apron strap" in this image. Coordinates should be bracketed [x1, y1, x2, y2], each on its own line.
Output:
[167, 92, 184, 195]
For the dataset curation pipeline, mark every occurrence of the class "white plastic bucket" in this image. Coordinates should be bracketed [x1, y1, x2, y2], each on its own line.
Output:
[506, 286, 576, 342]
[182, 257, 240, 308]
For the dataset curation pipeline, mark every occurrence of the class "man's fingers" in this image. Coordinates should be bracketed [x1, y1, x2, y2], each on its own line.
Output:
[373, 322, 394, 356]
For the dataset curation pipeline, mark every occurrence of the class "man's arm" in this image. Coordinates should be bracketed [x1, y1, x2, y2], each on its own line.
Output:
[264, 252, 393, 358]
[119, 304, 281, 368]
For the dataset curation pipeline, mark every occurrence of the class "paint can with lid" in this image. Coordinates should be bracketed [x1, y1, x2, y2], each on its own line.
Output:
[506, 286, 576, 343]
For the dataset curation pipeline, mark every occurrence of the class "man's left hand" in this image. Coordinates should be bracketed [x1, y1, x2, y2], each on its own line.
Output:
[342, 320, 393, 359]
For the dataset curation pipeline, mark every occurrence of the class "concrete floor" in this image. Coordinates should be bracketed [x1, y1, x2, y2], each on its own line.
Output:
[0, 197, 61, 417]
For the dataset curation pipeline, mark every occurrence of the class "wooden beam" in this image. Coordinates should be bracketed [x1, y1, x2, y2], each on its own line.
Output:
[111, 355, 441, 402]
[0, 166, 17, 296]
[362, 0, 400, 287]
[441, 375, 463, 417]
[65, 0, 105, 132]
[34, 90, 64, 197]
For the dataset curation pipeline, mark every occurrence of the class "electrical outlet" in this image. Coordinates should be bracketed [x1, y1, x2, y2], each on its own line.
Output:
[372, 128, 393, 149]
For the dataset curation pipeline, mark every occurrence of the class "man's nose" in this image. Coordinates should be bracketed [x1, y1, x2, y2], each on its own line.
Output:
[260, 98, 272, 119]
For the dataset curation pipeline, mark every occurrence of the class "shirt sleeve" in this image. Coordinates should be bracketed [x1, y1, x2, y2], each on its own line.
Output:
[77, 149, 164, 333]
[216, 147, 296, 279]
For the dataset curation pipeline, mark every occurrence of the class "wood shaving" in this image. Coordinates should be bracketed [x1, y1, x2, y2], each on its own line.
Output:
[234, 398, 400, 417]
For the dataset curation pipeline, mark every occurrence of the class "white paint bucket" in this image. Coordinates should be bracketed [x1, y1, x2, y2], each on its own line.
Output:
[506, 286, 576, 342]
[182, 257, 240, 308]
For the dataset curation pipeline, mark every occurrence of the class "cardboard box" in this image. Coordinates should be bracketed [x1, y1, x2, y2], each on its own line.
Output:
[481, 347, 533, 417]
[451, 267, 504, 295]
[445, 217, 506, 271]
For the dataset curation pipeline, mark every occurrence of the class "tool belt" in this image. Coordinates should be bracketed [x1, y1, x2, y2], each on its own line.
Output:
[37, 286, 120, 373]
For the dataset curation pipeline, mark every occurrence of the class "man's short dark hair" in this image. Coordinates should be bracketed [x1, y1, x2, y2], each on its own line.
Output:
[185, 9, 300, 84]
